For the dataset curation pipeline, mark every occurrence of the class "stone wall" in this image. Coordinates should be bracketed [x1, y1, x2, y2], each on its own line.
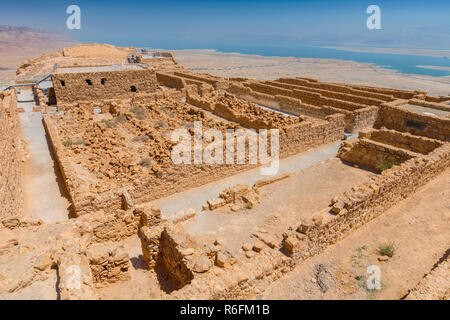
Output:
[0, 89, 22, 220]
[139, 210, 213, 290]
[171, 142, 450, 299]
[274, 77, 394, 101]
[173, 71, 228, 90]
[187, 92, 345, 158]
[405, 257, 449, 300]
[374, 103, 450, 142]
[87, 243, 130, 287]
[338, 138, 419, 172]
[156, 72, 187, 90]
[359, 128, 443, 155]
[52, 69, 158, 105]
[228, 82, 378, 132]
[44, 91, 344, 216]
[32, 85, 46, 107]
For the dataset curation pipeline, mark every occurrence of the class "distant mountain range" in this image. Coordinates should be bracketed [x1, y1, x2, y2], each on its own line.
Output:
[0, 26, 76, 44]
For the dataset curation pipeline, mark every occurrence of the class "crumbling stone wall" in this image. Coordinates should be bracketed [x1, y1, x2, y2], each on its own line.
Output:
[43, 91, 344, 216]
[52, 69, 158, 105]
[265, 80, 385, 106]
[156, 72, 187, 90]
[338, 138, 419, 172]
[228, 81, 378, 132]
[173, 71, 228, 90]
[345, 83, 425, 100]
[187, 92, 345, 158]
[405, 257, 449, 300]
[87, 243, 130, 287]
[374, 103, 450, 141]
[273, 77, 394, 101]
[139, 209, 213, 290]
[359, 128, 443, 155]
[32, 85, 46, 109]
[0, 89, 22, 219]
[172, 142, 450, 300]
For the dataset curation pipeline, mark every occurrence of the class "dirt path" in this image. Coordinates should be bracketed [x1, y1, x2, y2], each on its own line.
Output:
[151, 135, 356, 219]
[257, 169, 450, 300]
[18, 88, 71, 222]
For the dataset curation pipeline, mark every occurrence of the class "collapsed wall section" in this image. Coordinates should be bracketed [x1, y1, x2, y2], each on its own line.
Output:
[0, 89, 22, 219]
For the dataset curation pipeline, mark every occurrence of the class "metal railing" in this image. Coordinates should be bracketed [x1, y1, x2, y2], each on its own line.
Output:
[1, 64, 57, 92]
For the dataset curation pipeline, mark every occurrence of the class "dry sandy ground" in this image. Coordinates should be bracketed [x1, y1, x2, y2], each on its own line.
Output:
[257, 169, 450, 300]
[172, 49, 450, 97]
[184, 158, 374, 255]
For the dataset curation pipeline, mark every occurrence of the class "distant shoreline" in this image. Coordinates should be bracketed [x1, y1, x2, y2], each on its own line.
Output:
[416, 65, 450, 71]
[321, 46, 450, 59]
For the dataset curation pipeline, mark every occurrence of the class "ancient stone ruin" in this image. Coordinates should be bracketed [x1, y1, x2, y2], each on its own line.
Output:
[0, 44, 448, 300]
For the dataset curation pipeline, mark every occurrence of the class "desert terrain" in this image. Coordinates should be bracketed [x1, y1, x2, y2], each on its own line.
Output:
[172, 49, 450, 96]
[0, 26, 78, 87]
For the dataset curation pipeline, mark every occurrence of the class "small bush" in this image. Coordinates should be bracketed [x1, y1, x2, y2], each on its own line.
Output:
[377, 241, 396, 257]
[376, 159, 400, 172]
[132, 135, 150, 143]
[130, 107, 146, 120]
[101, 119, 117, 128]
[73, 138, 86, 146]
[245, 202, 253, 210]
[115, 114, 128, 124]
[139, 158, 152, 168]
[63, 139, 73, 147]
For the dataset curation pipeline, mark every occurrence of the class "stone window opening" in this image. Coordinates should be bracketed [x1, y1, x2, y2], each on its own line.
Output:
[131, 85, 137, 92]
[86, 79, 93, 86]
[60, 80, 65, 87]
[101, 78, 107, 85]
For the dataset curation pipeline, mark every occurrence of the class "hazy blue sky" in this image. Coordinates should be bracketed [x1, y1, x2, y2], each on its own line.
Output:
[1, 0, 449, 49]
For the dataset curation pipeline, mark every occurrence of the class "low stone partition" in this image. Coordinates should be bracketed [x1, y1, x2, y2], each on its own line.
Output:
[359, 128, 443, 155]
[374, 103, 450, 141]
[265, 80, 385, 106]
[337, 138, 419, 172]
[275, 77, 394, 101]
[32, 84, 47, 109]
[173, 71, 228, 90]
[228, 81, 377, 132]
[87, 243, 130, 287]
[345, 83, 425, 100]
[187, 92, 345, 158]
[74, 208, 142, 243]
[408, 98, 450, 113]
[405, 257, 449, 300]
[0, 89, 22, 220]
[139, 209, 214, 290]
[156, 72, 187, 90]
